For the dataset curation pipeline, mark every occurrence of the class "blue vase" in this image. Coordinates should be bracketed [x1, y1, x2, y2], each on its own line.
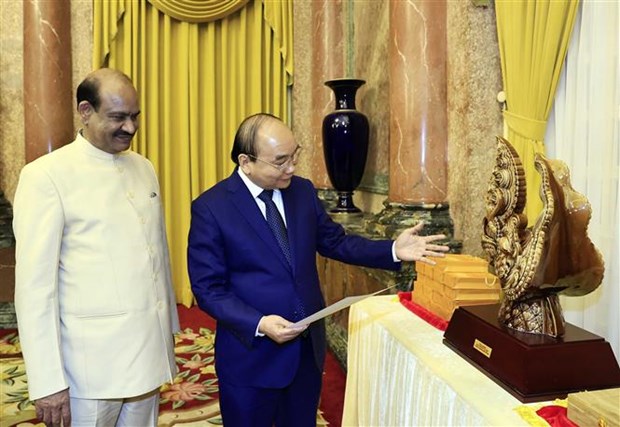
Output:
[322, 78, 370, 214]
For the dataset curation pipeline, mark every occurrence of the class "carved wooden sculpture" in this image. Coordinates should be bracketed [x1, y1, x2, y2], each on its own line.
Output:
[481, 137, 604, 337]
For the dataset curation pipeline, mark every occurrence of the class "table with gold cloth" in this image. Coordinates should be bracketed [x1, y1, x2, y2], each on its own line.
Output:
[342, 295, 533, 426]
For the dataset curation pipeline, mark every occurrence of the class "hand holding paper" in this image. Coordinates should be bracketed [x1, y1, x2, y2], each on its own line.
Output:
[259, 314, 308, 344]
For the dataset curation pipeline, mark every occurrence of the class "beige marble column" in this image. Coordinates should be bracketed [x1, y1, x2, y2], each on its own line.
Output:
[309, 0, 346, 190]
[388, 0, 448, 205]
[23, 0, 74, 163]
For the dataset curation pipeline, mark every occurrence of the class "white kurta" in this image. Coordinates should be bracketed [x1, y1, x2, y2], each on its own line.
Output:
[13, 133, 179, 400]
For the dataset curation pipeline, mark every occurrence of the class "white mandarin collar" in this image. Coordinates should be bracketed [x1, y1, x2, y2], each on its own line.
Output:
[76, 131, 126, 161]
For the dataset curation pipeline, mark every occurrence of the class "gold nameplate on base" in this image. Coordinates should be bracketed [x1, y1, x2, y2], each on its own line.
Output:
[443, 304, 620, 403]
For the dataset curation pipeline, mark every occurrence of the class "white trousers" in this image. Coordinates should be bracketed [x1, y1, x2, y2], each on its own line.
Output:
[70, 389, 159, 427]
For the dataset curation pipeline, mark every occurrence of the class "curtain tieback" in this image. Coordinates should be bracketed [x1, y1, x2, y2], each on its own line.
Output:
[503, 110, 547, 142]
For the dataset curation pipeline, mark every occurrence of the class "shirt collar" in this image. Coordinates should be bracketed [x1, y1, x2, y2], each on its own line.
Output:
[237, 168, 280, 199]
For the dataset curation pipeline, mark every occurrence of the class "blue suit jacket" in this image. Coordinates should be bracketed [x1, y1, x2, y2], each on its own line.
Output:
[188, 171, 399, 388]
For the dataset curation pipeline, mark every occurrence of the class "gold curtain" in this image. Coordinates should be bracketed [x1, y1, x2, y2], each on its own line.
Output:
[93, 0, 293, 306]
[149, 0, 249, 23]
[495, 0, 579, 222]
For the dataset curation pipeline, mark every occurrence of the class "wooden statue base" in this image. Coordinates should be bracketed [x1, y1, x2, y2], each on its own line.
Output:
[443, 304, 620, 403]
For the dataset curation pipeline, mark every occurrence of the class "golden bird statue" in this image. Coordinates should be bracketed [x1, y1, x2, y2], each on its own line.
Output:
[481, 137, 604, 337]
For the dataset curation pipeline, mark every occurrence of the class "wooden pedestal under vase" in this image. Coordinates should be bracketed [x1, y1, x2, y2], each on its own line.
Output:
[443, 304, 620, 403]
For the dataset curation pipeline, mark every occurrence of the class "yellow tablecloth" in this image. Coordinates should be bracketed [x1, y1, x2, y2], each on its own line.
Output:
[342, 295, 535, 426]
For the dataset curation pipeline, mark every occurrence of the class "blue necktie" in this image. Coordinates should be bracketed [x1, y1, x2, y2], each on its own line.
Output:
[258, 190, 306, 321]
[258, 190, 291, 266]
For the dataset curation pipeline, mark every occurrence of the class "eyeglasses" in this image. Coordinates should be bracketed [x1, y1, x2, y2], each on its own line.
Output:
[247, 146, 303, 172]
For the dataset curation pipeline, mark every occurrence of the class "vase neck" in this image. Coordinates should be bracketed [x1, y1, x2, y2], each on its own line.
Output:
[334, 88, 357, 110]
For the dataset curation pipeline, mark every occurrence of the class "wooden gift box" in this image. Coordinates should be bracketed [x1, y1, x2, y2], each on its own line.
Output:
[567, 388, 620, 427]
[415, 254, 487, 278]
[430, 254, 489, 282]
[412, 254, 500, 321]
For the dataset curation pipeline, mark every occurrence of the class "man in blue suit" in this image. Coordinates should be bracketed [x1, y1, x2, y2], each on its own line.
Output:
[187, 113, 449, 427]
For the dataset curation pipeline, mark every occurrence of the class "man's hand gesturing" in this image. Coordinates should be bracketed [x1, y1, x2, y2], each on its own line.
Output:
[394, 221, 450, 265]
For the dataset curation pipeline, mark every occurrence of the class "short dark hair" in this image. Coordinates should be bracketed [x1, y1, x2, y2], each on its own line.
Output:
[230, 113, 281, 165]
[76, 76, 101, 111]
[76, 68, 134, 112]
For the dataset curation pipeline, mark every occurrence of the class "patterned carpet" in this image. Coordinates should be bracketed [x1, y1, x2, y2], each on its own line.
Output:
[0, 307, 334, 426]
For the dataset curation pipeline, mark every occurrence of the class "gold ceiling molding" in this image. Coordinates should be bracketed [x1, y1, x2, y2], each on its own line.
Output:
[148, 0, 250, 23]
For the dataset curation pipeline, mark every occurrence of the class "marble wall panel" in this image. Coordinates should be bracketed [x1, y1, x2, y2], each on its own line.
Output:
[446, 1, 503, 256]
[23, 0, 74, 162]
[293, 0, 389, 214]
[0, 1, 25, 204]
[70, 1, 94, 131]
[352, 0, 390, 196]
[291, 0, 341, 188]
[0, 1, 92, 203]
[292, 1, 313, 181]
[388, 0, 448, 205]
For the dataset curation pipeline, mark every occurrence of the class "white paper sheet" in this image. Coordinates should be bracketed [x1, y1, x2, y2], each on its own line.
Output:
[291, 285, 396, 327]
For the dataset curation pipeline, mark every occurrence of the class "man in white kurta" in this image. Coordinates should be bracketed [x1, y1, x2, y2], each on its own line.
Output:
[13, 68, 179, 426]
